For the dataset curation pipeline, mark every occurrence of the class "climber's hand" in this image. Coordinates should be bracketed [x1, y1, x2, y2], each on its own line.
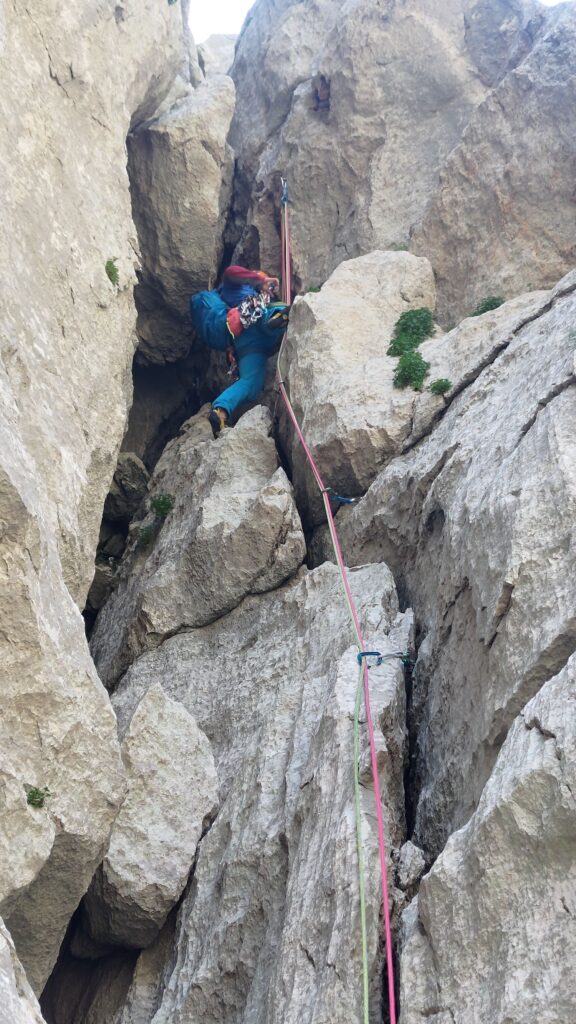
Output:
[264, 304, 290, 331]
[261, 276, 280, 299]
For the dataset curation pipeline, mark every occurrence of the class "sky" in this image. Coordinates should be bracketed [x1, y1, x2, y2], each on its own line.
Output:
[189, 0, 255, 43]
[189, 0, 568, 43]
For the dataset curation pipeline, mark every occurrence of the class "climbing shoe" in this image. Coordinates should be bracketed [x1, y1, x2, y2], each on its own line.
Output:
[209, 407, 229, 438]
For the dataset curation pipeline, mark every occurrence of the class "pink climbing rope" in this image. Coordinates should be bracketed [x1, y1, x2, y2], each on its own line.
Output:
[276, 183, 397, 1024]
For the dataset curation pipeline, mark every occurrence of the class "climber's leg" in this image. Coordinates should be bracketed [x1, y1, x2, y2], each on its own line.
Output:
[212, 350, 268, 420]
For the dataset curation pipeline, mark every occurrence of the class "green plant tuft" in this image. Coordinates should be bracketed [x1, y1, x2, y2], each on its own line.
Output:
[26, 785, 51, 809]
[429, 378, 452, 396]
[387, 307, 434, 356]
[470, 296, 505, 317]
[394, 350, 430, 391]
[306, 285, 321, 294]
[150, 493, 175, 518]
[388, 243, 409, 251]
[105, 258, 119, 287]
[136, 523, 159, 549]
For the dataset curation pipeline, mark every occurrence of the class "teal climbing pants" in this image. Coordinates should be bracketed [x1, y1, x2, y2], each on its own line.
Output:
[213, 350, 268, 418]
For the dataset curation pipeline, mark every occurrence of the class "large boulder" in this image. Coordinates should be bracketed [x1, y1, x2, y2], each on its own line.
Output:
[412, 5, 576, 321]
[340, 269, 576, 855]
[229, 0, 541, 285]
[128, 76, 235, 356]
[0, 0, 192, 992]
[91, 406, 306, 687]
[399, 654, 576, 1024]
[111, 561, 413, 1023]
[279, 251, 436, 524]
[83, 686, 218, 949]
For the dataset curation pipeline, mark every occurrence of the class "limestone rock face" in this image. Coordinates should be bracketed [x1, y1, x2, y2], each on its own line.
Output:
[91, 406, 306, 687]
[111, 562, 413, 1023]
[279, 251, 436, 524]
[0, 0, 191, 993]
[279, 250, 551, 527]
[1, 0, 189, 605]
[84, 686, 218, 949]
[229, 0, 541, 286]
[128, 76, 236, 357]
[399, 655, 576, 1024]
[340, 270, 576, 855]
[0, 918, 46, 1024]
[412, 6, 576, 321]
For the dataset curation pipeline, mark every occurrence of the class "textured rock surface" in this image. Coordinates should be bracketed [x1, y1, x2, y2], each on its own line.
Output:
[340, 270, 576, 854]
[111, 561, 412, 1023]
[279, 251, 436, 523]
[400, 655, 576, 1024]
[0, 295, 127, 996]
[229, 0, 543, 286]
[413, 5, 576, 322]
[396, 842, 426, 894]
[198, 35, 237, 77]
[84, 686, 218, 949]
[128, 76, 235, 357]
[280, 249, 549, 526]
[0, 0, 192, 994]
[0, 918, 46, 1024]
[91, 406, 306, 686]
[1, 0, 189, 604]
[104, 454, 150, 525]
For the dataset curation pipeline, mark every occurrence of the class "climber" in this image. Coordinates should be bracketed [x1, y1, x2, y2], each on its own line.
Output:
[190, 265, 290, 437]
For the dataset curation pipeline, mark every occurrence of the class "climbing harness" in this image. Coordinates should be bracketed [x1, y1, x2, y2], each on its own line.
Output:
[276, 181, 401, 1024]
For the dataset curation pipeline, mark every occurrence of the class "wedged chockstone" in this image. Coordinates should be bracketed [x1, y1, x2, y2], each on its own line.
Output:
[91, 406, 306, 687]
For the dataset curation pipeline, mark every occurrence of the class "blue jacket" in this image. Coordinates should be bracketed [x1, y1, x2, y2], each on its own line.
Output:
[190, 290, 283, 358]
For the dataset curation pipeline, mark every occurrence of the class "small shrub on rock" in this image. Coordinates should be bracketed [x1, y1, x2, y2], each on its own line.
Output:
[387, 308, 434, 356]
[25, 785, 51, 809]
[105, 258, 119, 287]
[150, 494, 175, 518]
[394, 350, 430, 391]
[470, 296, 504, 317]
[429, 378, 452, 396]
[136, 523, 159, 549]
